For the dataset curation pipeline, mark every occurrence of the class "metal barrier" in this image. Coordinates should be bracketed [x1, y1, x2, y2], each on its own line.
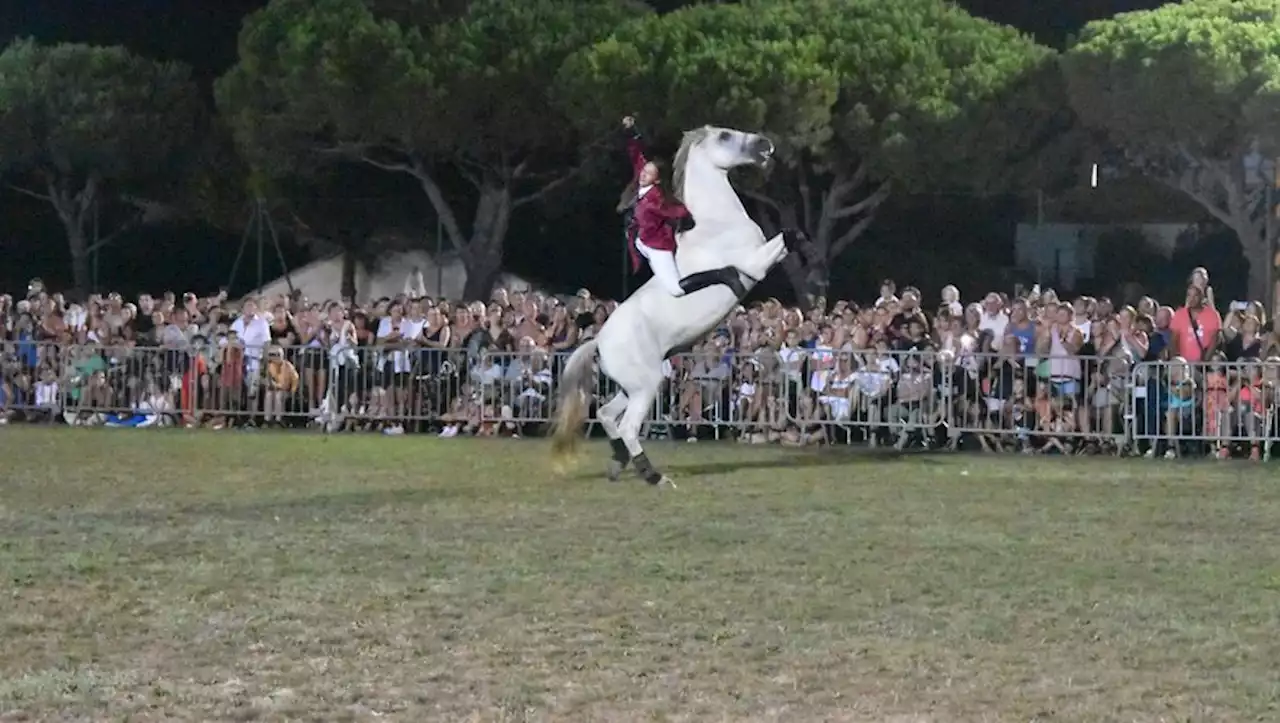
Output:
[1130, 359, 1278, 460]
[1, 341, 1276, 458]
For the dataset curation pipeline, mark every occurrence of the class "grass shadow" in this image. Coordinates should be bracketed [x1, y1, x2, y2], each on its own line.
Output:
[571, 445, 944, 480]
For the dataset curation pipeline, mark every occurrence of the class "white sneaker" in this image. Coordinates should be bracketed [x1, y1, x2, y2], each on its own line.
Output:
[438, 425, 458, 438]
[383, 425, 404, 436]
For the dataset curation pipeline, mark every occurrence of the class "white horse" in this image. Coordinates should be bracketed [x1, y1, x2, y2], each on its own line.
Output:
[550, 125, 792, 486]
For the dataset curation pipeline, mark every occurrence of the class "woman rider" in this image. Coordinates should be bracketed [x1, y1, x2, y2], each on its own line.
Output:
[620, 116, 748, 299]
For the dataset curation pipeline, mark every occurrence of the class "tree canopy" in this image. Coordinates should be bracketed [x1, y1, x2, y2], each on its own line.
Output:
[216, 0, 642, 299]
[556, 0, 1067, 303]
[0, 38, 202, 292]
[1063, 0, 1280, 300]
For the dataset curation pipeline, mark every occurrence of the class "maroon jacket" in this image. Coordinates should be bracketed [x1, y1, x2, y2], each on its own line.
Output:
[626, 135, 690, 272]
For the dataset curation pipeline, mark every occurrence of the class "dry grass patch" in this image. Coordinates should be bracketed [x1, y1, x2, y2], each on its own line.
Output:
[2, 427, 1278, 721]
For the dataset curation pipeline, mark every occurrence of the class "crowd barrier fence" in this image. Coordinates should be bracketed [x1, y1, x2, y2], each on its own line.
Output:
[1, 341, 1276, 457]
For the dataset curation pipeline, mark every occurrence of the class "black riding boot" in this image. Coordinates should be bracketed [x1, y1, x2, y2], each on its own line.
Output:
[678, 266, 748, 299]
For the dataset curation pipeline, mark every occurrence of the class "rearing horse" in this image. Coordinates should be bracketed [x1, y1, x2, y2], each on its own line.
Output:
[550, 125, 791, 486]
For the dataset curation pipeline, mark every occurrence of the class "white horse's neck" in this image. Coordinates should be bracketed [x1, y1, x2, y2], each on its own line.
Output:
[681, 155, 749, 227]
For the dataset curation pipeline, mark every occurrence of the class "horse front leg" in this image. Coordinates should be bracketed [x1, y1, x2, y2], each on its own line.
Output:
[619, 386, 675, 489]
[741, 234, 789, 282]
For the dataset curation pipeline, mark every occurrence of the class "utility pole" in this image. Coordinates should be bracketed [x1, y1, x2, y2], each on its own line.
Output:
[1270, 158, 1279, 319]
[435, 215, 444, 297]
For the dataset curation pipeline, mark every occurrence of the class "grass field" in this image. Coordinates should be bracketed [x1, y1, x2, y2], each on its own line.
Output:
[2, 429, 1279, 722]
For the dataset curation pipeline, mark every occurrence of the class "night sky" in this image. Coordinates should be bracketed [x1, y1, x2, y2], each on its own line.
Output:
[0, 0, 1174, 301]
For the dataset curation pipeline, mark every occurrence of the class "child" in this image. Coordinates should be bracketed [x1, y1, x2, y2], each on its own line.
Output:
[1202, 352, 1230, 458]
[1163, 357, 1197, 458]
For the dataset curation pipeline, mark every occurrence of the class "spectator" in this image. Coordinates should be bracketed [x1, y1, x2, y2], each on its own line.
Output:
[978, 292, 1008, 349]
[4, 259, 1275, 459]
[230, 298, 271, 405]
[263, 344, 299, 427]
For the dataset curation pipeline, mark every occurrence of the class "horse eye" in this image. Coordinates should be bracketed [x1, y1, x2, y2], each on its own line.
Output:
[718, 130, 731, 142]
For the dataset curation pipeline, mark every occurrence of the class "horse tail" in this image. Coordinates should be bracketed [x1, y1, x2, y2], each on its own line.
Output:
[550, 338, 600, 467]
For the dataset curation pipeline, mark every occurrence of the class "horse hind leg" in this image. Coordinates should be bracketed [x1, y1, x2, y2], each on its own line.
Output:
[618, 386, 675, 489]
[597, 391, 631, 482]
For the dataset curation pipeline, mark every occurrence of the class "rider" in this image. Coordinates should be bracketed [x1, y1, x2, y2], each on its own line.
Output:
[621, 116, 748, 299]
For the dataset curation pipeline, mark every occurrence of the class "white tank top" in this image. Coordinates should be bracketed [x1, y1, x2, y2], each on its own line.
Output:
[1049, 328, 1080, 380]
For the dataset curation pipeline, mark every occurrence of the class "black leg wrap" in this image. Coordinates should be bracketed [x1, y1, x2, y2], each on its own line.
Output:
[609, 437, 631, 466]
[632, 453, 663, 484]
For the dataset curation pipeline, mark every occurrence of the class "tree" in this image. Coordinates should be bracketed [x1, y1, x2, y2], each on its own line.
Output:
[0, 39, 202, 293]
[1063, 0, 1280, 301]
[216, 0, 640, 300]
[271, 167, 423, 300]
[555, 0, 1063, 304]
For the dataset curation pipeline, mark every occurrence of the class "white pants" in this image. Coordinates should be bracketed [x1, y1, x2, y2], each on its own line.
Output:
[636, 238, 685, 296]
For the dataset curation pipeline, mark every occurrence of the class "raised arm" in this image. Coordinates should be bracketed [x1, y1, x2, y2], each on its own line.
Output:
[622, 115, 647, 179]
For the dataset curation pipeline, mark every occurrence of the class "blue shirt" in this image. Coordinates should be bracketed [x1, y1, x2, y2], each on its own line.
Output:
[1146, 330, 1170, 362]
[16, 332, 37, 368]
[1007, 321, 1036, 355]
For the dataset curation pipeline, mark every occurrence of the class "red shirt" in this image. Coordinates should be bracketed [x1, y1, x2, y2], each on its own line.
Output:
[1169, 305, 1221, 362]
[626, 137, 689, 271]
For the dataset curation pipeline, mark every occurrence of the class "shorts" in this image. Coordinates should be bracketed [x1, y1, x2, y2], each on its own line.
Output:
[381, 362, 411, 389]
[300, 348, 326, 373]
[1050, 379, 1080, 398]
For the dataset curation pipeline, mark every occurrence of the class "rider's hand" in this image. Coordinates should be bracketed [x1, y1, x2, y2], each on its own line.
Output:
[622, 116, 635, 128]
[670, 215, 696, 233]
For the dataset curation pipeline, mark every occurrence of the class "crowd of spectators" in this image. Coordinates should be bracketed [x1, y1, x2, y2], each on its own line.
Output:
[2, 268, 1278, 459]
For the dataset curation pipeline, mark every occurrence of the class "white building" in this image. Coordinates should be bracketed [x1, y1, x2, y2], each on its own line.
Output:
[1014, 222, 1197, 289]
[250, 249, 533, 303]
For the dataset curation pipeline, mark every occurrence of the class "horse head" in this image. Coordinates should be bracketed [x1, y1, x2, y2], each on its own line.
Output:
[672, 126, 774, 201]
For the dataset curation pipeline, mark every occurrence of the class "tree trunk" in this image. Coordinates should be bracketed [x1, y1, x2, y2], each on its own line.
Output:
[758, 165, 887, 309]
[1230, 215, 1273, 304]
[67, 223, 91, 296]
[783, 253, 830, 308]
[340, 248, 358, 301]
[1245, 240, 1272, 306]
[1273, 277, 1280, 324]
[460, 184, 512, 301]
[462, 253, 503, 302]
[45, 176, 97, 296]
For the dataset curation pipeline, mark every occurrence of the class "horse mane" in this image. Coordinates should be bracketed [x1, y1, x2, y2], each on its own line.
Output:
[671, 127, 710, 204]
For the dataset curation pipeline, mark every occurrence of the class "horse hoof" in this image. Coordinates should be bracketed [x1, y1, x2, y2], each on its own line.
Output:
[655, 476, 677, 489]
[781, 227, 808, 251]
[606, 459, 624, 482]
